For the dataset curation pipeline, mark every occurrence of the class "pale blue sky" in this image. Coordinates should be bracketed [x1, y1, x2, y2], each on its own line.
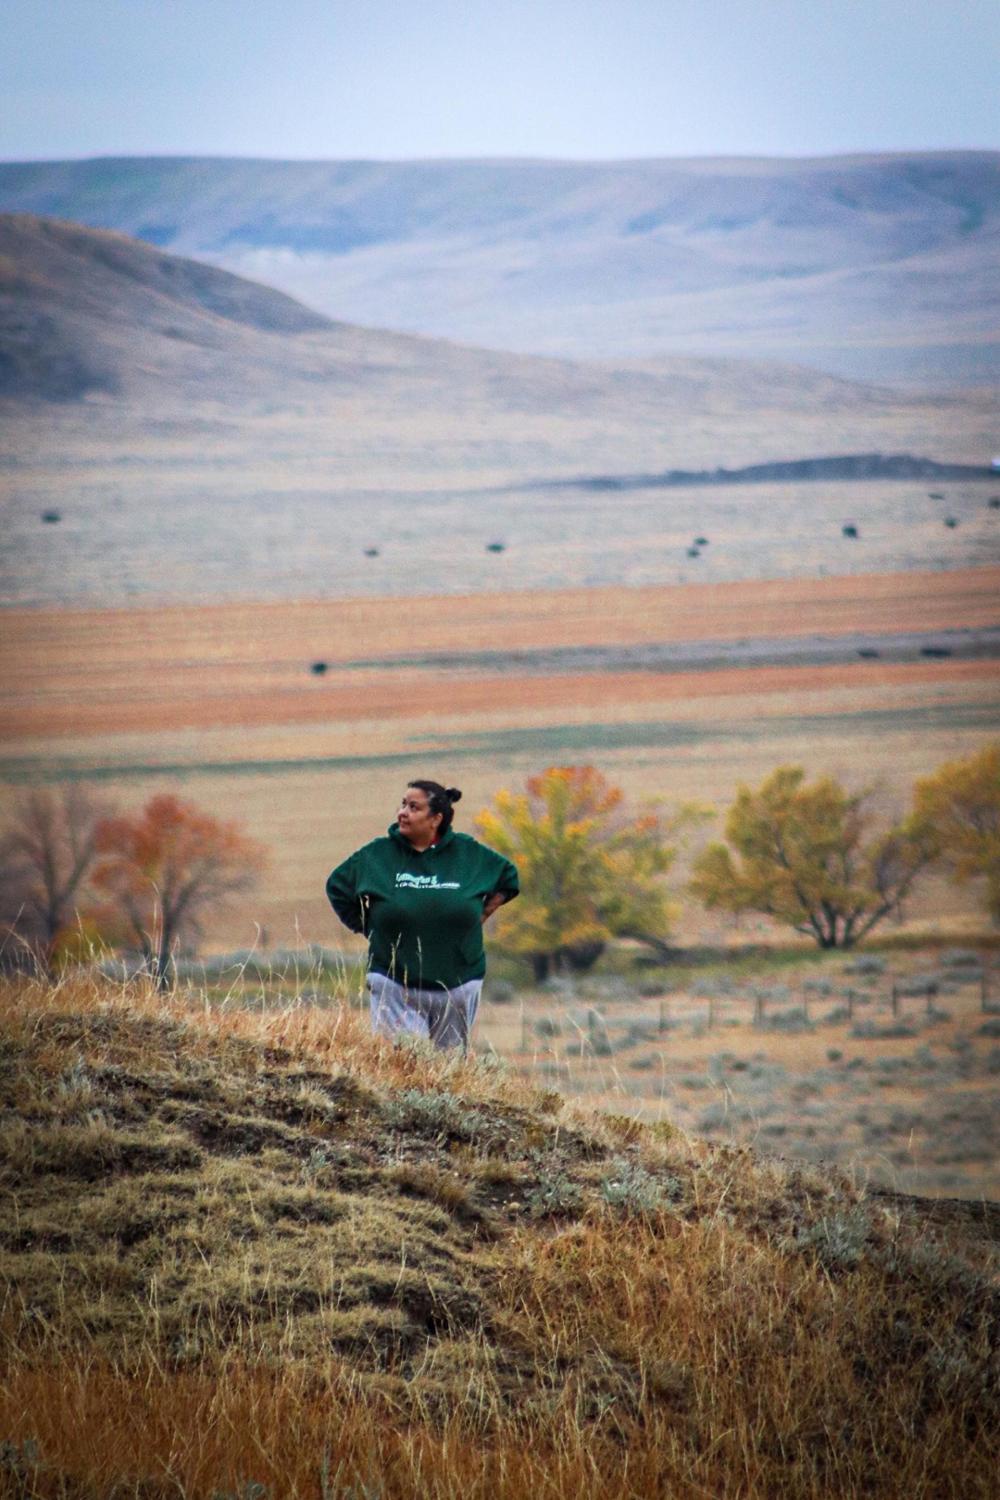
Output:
[3, 0, 998, 161]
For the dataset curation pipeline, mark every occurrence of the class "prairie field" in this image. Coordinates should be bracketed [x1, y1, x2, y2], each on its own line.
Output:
[3, 564, 999, 1207]
[2, 565, 998, 949]
[477, 943, 1000, 1202]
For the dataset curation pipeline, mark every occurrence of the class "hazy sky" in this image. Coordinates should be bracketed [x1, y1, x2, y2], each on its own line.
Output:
[4, 0, 998, 162]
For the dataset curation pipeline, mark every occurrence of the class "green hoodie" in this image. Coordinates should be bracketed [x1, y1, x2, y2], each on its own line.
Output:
[326, 824, 519, 989]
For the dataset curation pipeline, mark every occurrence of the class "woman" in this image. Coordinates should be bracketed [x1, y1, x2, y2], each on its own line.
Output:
[326, 780, 519, 1050]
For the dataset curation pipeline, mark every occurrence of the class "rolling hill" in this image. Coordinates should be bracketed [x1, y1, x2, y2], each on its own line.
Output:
[1, 152, 998, 385]
[1, 214, 997, 607]
[0, 210, 892, 413]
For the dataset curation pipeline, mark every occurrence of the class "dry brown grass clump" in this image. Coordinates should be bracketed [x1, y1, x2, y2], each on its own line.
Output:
[1, 970, 998, 1498]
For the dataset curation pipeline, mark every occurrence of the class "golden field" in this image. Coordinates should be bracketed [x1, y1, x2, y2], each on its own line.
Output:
[2, 566, 998, 950]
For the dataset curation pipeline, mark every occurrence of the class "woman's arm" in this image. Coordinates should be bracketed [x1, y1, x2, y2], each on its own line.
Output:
[326, 853, 368, 934]
[482, 889, 513, 922]
[480, 845, 520, 922]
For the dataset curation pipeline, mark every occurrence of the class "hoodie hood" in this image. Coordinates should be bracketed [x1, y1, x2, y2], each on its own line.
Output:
[388, 822, 456, 853]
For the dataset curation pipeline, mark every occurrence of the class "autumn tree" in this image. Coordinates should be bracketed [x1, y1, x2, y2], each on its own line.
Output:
[475, 765, 695, 980]
[912, 743, 1000, 923]
[93, 793, 264, 987]
[690, 765, 935, 949]
[0, 783, 111, 971]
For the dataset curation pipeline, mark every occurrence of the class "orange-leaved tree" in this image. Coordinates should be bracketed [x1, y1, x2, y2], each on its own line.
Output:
[93, 793, 265, 987]
[911, 743, 1000, 923]
[476, 765, 697, 980]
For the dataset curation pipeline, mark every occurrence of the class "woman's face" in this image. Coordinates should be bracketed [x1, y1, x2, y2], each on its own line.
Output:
[397, 786, 442, 845]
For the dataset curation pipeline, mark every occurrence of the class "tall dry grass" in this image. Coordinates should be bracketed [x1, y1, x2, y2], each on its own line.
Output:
[1, 968, 997, 1498]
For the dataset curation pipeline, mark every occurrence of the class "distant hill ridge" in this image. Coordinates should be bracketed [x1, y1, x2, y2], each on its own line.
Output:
[557, 454, 999, 492]
[0, 211, 895, 411]
[1, 152, 998, 385]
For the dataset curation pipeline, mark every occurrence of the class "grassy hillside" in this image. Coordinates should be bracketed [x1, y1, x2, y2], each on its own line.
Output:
[1, 970, 997, 1498]
[1, 153, 998, 384]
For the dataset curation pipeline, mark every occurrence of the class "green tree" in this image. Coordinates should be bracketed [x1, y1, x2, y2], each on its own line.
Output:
[690, 766, 934, 949]
[912, 743, 1000, 922]
[475, 765, 695, 981]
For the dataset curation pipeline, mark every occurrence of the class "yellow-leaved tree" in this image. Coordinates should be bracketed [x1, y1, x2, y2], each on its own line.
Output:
[475, 765, 697, 980]
[690, 765, 935, 949]
[912, 743, 1000, 923]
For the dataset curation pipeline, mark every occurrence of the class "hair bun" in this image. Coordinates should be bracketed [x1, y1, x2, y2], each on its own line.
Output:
[445, 787, 462, 803]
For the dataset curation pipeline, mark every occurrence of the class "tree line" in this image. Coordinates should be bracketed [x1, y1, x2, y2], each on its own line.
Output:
[475, 747, 999, 976]
[0, 790, 263, 985]
[1, 744, 997, 984]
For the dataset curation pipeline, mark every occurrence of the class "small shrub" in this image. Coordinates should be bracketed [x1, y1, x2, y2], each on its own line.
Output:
[540, 977, 575, 998]
[760, 1007, 813, 1033]
[803, 977, 834, 996]
[977, 1018, 1000, 1038]
[586, 1033, 614, 1057]
[791, 1207, 872, 1270]
[940, 948, 982, 969]
[384, 1089, 490, 1142]
[850, 1020, 918, 1040]
[534, 1017, 561, 1039]
[826, 1048, 843, 1062]
[895, 974, 940, 997]
[485, 979, 517, 1005]
[526, 1167, 584, 1219]
[600, 1159, 680, 1215]
[823, 1006, 851, 1025]
[843, 955, 886, 976]
[691, 977, 735, 998]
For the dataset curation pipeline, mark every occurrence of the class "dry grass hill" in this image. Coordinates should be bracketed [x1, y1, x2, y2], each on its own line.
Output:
[0, 969, 997, 1498]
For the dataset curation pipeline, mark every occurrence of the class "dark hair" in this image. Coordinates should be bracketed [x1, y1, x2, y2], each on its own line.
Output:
[408, 779, 462, 833]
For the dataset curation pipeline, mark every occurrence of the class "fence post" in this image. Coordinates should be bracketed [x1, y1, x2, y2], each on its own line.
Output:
[754, 991, 764, 1026]
[659, 998, 667, 1034]
[891, 983, 899, 1018]
[983, 973, 990, 1013]
[708, 992, 717, 1030]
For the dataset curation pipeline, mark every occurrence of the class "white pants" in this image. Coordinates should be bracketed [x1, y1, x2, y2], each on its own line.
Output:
[367, 972, 482, 1052]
